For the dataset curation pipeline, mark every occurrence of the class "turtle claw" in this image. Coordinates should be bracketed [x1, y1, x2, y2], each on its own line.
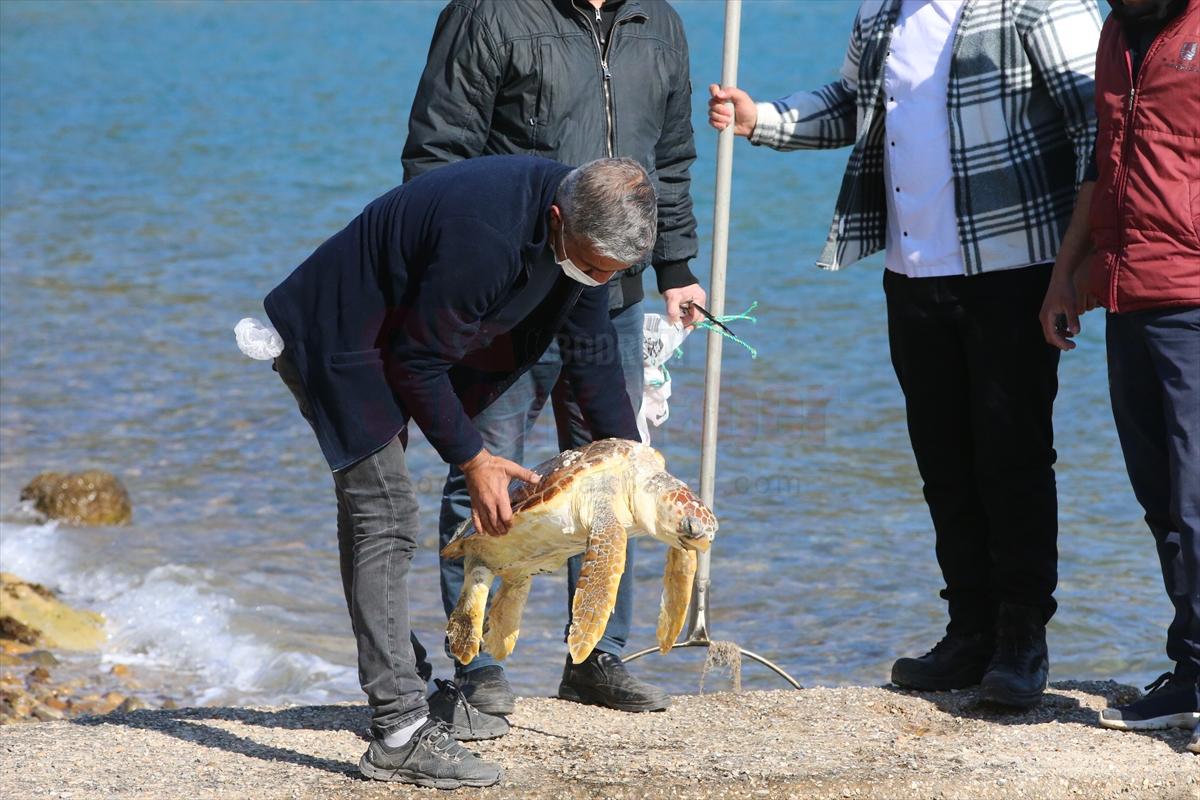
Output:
[447, 558, 492, 665]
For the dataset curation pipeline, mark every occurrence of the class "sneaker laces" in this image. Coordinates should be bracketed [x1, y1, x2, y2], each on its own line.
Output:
[417, 719, 469, 761]
[433, 678, 479, 736]
[1143, 671, 1178, 695]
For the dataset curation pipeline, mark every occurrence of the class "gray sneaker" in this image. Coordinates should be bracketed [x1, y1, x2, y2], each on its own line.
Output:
[358, 719, 502, 788]
[1189, 723, 1199, 755]
[428, 678, 510, 741]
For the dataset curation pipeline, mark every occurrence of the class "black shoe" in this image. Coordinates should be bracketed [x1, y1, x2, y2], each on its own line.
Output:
[457, 665, 516, 716]
[557, 650, 670, 712]
[890, 631, 993, 690]
[980, 604, 1048, 709]
[358, 718, 502, 788]
[427, 679, 509, 741]
[1098, 671, 1200, 731]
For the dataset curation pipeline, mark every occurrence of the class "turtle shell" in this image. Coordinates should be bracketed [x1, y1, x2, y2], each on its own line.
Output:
[446, 439, 661, 548]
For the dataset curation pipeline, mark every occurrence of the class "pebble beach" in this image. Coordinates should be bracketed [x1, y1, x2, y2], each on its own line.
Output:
[2, 684, 1195, 799]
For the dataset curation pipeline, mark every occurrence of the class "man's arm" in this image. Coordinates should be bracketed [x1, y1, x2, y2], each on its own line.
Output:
[557, 285, 640, 443]
[389, 218, 540, 536]
[401, 1, 500, 181]
[710, 5, 863, 151]
[1022, 0, 1103, 185]
[388, 218, 516, 465]
[1040, 181, 1096, 351]
[650, 26, 703, 323]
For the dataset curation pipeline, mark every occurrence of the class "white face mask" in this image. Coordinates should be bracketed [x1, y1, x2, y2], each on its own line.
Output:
[559, 256, 604, 287]
[554, 227, 605, 287]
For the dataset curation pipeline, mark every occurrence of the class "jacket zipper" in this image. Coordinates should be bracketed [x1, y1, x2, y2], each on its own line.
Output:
[1110, 29, 1169, 311]
[577, 5, 617, 156]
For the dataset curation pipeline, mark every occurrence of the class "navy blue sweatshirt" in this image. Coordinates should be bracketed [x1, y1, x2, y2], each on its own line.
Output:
[264, 155, 639, 470]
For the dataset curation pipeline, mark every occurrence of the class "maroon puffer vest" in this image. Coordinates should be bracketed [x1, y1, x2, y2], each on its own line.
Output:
[1088, 1, 1200, 313]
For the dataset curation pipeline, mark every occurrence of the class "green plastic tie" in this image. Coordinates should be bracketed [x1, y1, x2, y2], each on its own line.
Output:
[680, 301, 759, 360]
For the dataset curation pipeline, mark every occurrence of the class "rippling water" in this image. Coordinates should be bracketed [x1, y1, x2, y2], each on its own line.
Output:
[0, 0, 1168, 705]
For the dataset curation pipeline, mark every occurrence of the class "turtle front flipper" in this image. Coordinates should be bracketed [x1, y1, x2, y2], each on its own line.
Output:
[656, 547, 697, 654]
[567, 502, 628, 664]
[482, 575, 531, 661]
[446, 556, 493, 665]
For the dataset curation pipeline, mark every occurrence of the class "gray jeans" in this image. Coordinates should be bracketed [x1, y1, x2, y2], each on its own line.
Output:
[275, 354, 429, 736]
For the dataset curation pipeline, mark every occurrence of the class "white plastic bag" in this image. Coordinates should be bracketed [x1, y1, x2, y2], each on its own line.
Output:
[637, 313, 692, 443]
[234, 317, 284, 360]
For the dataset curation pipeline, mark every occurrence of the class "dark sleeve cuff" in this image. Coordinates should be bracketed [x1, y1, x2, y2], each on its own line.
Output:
[654, 260, 699, 293]
[436, 428, 484, 468]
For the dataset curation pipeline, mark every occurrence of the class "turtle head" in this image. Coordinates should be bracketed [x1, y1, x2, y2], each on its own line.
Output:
[638, 472, 716, 551]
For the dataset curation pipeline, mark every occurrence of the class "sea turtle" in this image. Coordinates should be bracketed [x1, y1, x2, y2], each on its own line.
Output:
[441, 438, 717, 665]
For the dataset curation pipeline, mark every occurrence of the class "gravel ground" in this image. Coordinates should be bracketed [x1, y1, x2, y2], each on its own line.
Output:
[1, 682, 1195, 800]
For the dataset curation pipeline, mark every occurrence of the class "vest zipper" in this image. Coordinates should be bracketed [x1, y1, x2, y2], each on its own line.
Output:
[1111, 30, 1169, 311]
[577, 5, 617, 157]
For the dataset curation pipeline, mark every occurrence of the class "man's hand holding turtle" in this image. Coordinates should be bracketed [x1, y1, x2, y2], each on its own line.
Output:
[460, 448, 540, 537]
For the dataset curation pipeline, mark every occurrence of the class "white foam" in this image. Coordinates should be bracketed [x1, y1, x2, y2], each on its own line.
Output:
[0, 520, 359, 707]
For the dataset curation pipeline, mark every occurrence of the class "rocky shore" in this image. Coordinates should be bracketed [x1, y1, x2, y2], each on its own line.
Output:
[0, 572, 158, 724]
[1, 681, 1195, 799]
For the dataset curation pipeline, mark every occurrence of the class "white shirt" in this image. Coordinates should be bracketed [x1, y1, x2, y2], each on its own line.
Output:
[882, 1, 966, 278]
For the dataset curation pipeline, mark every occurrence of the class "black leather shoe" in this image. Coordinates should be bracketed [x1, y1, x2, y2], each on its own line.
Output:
[980, 604, 1048, 709]
[557, 651, 670, 712]
[891, 631, 994, 690]
[457, 665, 516, 716]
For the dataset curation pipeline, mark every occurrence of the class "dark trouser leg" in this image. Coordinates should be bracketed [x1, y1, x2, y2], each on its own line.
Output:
[275, 354, 428, 734]
[561, 301, 645, 655]
[1108, 307, 1200, 677]
[884, 272, 995, 635]
[960, 265, 1060, 623]
[437, 356, 557, 672]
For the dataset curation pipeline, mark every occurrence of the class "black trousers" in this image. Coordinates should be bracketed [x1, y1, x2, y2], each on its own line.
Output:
[884, 265, 1060, 634]
[1107, 307, 1200, 678]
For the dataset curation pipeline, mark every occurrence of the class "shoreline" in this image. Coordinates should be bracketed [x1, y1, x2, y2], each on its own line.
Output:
[2, 682, 1195, 799]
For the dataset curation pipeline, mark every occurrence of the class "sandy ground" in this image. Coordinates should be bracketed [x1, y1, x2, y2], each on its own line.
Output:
[1, 681, 1195, 800]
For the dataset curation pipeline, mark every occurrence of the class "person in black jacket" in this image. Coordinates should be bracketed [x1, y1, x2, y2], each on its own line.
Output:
[403, 0, 701, 717]
[265, 155, 653, 787]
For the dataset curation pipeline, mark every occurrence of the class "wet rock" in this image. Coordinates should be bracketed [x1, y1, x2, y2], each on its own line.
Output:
[26, 666, 51, 685]
[22, 650, 59, 667]
[30, 702, 63, 721]
[115, 697, 146, 713]
[0, 616, 40, 645]
[97, 692, 126, 714]
[43, 696, 68, 712]
[0, 640, 34, 656]
[19, 470, 132, 526]
[0, 573, 105, 651]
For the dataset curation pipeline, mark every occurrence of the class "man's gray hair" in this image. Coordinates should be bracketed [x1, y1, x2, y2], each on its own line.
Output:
[556, 158, 657, 265]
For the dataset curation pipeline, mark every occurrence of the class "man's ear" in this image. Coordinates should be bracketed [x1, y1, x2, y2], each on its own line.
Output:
[548, 204, 562, 226]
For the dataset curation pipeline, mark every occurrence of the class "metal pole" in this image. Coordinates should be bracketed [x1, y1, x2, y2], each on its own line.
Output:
[684, 0, 742, 644]
[626, 0, 800, 691]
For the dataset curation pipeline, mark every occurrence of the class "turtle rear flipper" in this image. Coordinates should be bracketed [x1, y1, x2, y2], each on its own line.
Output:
[447, 556, 493, 664]
[656, 547, 696, 653]
[567, 503, 628, 664]
[482, 576, 531, 661]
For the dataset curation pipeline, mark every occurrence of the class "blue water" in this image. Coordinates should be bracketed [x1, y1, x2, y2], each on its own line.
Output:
[0, 0, 1168, 707]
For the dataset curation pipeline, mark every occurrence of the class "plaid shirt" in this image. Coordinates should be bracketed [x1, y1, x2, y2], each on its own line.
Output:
[751, 0, 1102, 274]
